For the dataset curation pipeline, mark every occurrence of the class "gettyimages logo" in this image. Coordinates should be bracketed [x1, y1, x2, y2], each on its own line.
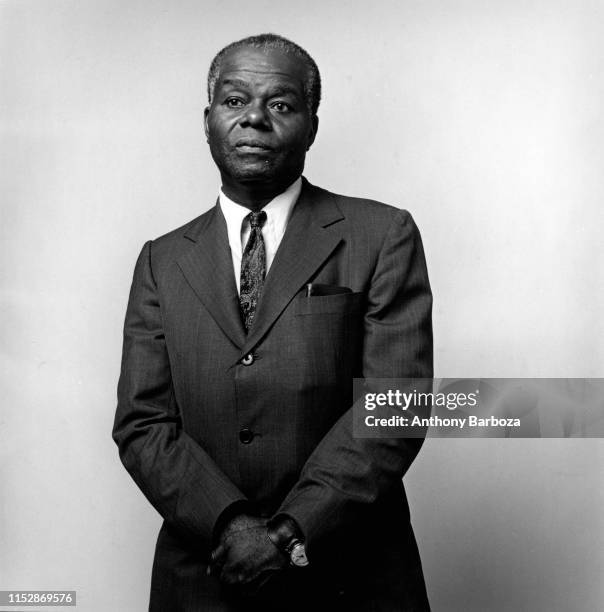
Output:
[364, 388, 479, 412]
[353, 378, 604, 438]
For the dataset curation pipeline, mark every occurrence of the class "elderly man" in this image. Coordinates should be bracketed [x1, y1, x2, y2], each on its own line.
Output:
[114, 33, 433, 611]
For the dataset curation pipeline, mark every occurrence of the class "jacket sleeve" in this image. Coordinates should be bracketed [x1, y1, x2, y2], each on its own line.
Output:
[113, 241, 247, 547]
[276, 210, 433, 551]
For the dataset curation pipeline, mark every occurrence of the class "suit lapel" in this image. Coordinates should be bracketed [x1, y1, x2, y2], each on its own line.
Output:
[177, 205, 246, 349]
[241, 180, 344, 357]
[176, 182, 345, 356]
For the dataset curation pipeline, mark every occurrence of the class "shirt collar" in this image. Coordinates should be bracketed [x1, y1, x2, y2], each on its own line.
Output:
[219, 176, 302, 254]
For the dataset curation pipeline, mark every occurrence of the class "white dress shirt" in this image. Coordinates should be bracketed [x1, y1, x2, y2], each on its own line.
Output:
[219, 177, 302, 294]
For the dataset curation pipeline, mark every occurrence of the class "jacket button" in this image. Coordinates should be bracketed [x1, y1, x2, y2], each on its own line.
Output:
[239, 428, 254, 444]
[241, 353, 254, 366]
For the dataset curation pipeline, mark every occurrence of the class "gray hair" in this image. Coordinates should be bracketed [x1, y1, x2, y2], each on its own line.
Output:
[207, 33, 321, 116]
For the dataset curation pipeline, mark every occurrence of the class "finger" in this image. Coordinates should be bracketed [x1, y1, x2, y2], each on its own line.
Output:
[220, 557, 256, 587]
[211, 543, 226, 564]
[207, 560, 220, 577]
[220, 565, 246, 587]
[253, 570, 274, 591]
[233, 569, 276, 600]
[207, 544, 227, 577]
[206, 560, 220, 577]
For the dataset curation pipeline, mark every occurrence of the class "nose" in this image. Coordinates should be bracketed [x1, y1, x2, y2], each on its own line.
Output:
[239, 102, 270, 130]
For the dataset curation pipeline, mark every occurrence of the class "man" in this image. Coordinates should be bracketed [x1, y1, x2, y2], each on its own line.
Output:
[114, 33, 433, 611]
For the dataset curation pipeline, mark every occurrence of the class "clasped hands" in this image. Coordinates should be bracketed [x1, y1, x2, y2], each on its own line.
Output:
[208, 514, 289, 595]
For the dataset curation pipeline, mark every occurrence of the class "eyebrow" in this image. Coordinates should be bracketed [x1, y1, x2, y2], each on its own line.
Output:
[268, 85, 299, 98]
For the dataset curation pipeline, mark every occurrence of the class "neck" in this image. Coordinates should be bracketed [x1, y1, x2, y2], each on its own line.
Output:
[221, 176, 299, 211]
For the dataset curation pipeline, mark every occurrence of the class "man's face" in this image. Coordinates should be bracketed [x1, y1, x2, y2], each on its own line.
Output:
[204, 46, 318, 190]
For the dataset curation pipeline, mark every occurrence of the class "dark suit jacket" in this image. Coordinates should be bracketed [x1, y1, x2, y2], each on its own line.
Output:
[113, 178, 433, 611]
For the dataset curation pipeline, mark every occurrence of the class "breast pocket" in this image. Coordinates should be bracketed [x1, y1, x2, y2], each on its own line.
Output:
[281, 291, 365, 398]
[292, 291, 365, 316]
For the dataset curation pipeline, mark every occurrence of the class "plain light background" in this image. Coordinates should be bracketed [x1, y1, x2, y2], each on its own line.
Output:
[2, 1, 603, 610]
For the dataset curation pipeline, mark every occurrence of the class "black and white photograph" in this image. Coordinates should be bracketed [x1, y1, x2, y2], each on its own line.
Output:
[2, 1, 603, 611]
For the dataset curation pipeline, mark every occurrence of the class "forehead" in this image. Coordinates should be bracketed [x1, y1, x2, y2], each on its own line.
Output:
[216, 46, 308, 92]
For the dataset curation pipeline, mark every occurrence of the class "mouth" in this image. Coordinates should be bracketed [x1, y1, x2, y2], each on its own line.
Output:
[235, 139, 273, 152]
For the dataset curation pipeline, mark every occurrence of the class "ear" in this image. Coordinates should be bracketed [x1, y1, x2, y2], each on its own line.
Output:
[306, 114, 319, 151]
[203, 107, 210, 142]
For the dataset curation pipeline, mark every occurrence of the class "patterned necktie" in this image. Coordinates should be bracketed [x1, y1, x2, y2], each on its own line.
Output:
[240, 210, 267, 332]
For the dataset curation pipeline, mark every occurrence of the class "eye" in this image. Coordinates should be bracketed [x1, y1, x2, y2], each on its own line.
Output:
[271, 101, 292, 113]
[225, 97, 245, 108]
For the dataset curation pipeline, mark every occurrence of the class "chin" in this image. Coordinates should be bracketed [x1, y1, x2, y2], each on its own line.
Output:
[218, 153, 304, 187]
[231, 163, 277, 183]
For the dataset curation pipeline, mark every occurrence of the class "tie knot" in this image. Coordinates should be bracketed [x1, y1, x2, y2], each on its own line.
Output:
[248, 210, 267, 229]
